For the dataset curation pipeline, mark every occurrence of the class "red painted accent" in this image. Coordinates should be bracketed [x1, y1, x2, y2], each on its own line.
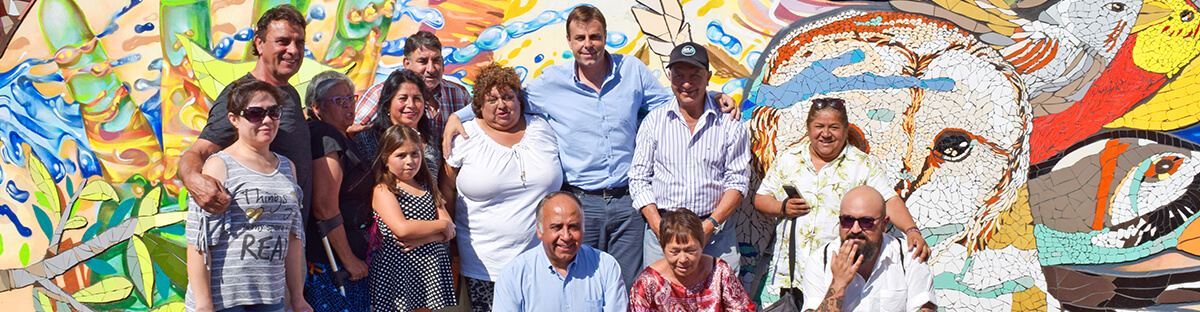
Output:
[1030, 33, 1168, 163]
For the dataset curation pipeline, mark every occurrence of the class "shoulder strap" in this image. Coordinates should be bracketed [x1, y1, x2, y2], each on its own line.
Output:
[893, 235, 906, 275]
[788, 218, 797, 281]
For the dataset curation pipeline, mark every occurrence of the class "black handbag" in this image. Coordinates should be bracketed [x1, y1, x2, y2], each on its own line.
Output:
[763, 218, 803, 312]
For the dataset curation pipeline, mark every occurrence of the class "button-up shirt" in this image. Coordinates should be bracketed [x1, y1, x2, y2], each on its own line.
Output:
[801, 236, 936, 312]
[757, 141, 898, 300]
[629, 95, 750, 216]
[493, 244, 628, 312]
[456, 53, 675, 190]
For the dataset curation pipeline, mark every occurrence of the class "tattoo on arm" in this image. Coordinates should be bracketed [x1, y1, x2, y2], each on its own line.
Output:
[812, 288, 844, 312]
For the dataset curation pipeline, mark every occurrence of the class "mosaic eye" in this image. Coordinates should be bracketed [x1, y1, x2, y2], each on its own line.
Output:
[933, 129, 972, 162]
[1103, 2, 1126, 12]
[1183, 10, 1195, 22]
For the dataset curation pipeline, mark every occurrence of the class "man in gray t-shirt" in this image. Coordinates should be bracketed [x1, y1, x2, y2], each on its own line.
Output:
[179, 6, 312, 224]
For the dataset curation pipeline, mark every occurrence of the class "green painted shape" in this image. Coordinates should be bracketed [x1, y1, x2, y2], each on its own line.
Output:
[19, 242, 30, 266]
[161, 0, 213, 67]
[867, 108, 895, 122]
[33, 205, 53, 239]
[1034, 211, 1200, 266]
[1129, 158, 1153, 215]
[143, 233, 188, 290]
[0, 231, 4, 255]
[324, 0, 392, 61]
[39, 0, 107, 68]
[932, 272, 1033, 299]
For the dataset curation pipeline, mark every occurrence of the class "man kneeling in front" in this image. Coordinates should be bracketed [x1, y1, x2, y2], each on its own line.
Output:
[802, 186, 937, 312]
[492, 191, 627, 312]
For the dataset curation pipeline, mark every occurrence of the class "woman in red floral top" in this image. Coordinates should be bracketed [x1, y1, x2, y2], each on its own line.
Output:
[630, 209, 755, 312]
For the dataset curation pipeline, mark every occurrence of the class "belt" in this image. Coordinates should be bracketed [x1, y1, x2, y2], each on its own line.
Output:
[561, 183, 628, 197]
[657, 208, 712, 220]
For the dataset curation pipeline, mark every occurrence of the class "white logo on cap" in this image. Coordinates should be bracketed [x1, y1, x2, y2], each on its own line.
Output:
[682, 45, 695, 56]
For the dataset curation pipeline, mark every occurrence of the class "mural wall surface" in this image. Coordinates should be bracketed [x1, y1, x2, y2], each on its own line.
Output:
[0, 0, 1198, 311]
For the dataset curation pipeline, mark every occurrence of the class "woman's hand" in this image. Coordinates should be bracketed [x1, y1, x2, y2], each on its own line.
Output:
[906, 229, 931, 262]
[442, 220, 456, 241]
[291, 298, 314, 312]
[342, 256, 369, 281]
[782, 197, 811, 218]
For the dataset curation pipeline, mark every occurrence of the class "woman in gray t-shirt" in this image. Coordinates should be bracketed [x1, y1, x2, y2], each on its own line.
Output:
[185, 78, 310, 312]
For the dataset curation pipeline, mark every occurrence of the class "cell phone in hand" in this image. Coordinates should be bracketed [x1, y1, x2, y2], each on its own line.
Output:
[782, 185, 800, 199]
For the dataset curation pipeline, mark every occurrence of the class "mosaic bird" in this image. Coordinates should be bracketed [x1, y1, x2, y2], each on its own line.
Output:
[892, 0, 1200, 163]
[1027, 130, 1200, 310]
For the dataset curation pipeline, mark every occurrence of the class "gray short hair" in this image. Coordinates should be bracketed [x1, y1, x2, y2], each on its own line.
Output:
[536, 191, 584, 231]
[304, 70, 355, 119]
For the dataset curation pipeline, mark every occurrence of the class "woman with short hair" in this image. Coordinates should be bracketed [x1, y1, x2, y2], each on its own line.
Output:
[629, 208, 754, 311]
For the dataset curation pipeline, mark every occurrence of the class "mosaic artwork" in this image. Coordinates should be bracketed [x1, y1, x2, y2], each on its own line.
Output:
[0, 0, 1198, 311]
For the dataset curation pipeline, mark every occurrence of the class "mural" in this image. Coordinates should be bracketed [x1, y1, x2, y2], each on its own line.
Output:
[0, 0, 1197, 311]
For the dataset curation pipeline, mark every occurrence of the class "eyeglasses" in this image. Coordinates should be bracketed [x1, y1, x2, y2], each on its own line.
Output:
[839, 215, 880, 230]
[321, 95, 360, 108]
[812, 98, 846, 110]
[241, 105, 283, 123]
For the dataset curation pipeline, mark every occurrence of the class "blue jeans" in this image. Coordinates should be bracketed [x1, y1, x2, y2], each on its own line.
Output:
[643, 220, 740, 270]
[218, 302, 284, 312]
[571, 190, 644, 289]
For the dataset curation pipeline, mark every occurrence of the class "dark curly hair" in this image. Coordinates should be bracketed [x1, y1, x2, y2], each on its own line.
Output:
[470, 63, 524, 117]
[252, 4, 306, 56]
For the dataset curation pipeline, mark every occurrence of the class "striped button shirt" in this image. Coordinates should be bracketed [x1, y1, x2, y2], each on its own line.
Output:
[629, 95, 751, 216]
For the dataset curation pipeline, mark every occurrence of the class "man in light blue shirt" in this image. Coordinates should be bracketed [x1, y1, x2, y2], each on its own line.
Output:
[446, 6, 739, 287]
[493, 191, 627, 312]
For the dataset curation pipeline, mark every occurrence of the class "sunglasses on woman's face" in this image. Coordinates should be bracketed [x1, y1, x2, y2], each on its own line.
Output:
[241, 105, 283, 123]
[322, 95, 360, 108]
[811, 98, 846, 110]
[839, 215, 880, 230]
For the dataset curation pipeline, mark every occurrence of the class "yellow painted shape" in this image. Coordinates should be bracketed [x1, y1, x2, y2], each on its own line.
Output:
[1011, 286, 1048, 312]
[988, 186, 1036, 250]
[698, 0, 725, 16]
[503, 0, 538, 19]
[1131, 0, 1200, 75]
[1105, 59, 1200, 130]
[176, 34, 351, 107]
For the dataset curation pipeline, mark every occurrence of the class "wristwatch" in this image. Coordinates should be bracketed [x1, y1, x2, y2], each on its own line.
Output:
[705, 216, 722, 234]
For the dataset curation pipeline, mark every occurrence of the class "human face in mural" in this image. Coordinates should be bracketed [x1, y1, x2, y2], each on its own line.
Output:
[315, 82, 356, 133]
[479, 86, 523, 132]
[808, 109, 848, 162]
[670, 63, 711, 109]
[230, 91, 281, 147]
[404, 46, 444, 91]
[389, 81, 426, 129]
[254, 19, 305, 83]
[567, 19, 607, 70]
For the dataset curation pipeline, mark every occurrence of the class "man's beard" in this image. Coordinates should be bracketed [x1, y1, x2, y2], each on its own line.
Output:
[846, 232, 878, 263]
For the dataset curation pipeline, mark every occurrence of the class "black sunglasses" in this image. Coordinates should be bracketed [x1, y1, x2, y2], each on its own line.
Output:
[839, 215, 880, 230]
[812, 98, 846, 110]
[241, 105, 283, 123]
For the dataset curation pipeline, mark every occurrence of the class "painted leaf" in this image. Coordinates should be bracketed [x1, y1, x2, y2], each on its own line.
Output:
[19, 242, 29, 266]
[143, 233, 188, 288]
[33, 288, 53, 312]
[138, 186, 163, 217]
[126, 235, 155, 304]
[151, 301, 185, 312]
[27, 154, 62, 213]
[0, 231, 4, 255]
[80, 180, 119, 202]
[72, 276, 135, 303]
[135, 211, 186, 234]
[32, 205, 53, 239]
[64, 215, 89, 230]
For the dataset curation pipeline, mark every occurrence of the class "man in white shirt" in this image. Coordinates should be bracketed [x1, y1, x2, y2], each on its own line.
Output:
[801, 186, 936, 312]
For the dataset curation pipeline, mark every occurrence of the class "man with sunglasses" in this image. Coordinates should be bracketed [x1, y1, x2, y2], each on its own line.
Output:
[800, 186, 935, 312]
[180, 5, 312, 223]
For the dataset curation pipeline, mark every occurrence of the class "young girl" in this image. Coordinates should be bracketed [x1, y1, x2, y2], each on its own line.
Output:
[185, 78, 311, 312]
[369, 124, 457, 312]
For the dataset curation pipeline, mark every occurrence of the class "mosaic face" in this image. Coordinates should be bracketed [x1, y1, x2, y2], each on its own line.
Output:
[747, 9, 1030, 257]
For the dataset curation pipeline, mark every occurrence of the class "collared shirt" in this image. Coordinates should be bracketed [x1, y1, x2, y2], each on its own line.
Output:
[492, 244, 628, 312]
[629, 95, 750, 216]
[756, 140, 898, 300]
[353, 78, 470, 138]
[800, 236, 936, 312]
[456, 53, 675, 190]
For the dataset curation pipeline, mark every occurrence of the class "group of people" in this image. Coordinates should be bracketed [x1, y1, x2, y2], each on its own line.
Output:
[182, 4, 939, 312]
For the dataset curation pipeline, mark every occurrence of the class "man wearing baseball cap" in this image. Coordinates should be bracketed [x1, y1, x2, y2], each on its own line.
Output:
[629, 41, 751, 269]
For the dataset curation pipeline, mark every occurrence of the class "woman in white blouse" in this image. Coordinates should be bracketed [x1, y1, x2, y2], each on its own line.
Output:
[443, 64, 563, 312]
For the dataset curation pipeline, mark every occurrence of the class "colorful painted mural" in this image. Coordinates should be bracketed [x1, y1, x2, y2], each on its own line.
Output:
[0, 0, 1198, 311]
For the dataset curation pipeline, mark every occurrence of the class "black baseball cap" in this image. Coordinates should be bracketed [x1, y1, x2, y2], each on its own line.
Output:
[667, 42, 708, 70]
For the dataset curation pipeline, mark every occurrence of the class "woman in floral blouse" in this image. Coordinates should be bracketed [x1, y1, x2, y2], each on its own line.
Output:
[629, 209, 754, 312]
[751, 98, 931, 306]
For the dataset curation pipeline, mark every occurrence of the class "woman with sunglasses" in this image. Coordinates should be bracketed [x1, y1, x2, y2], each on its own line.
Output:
[302, 71, 373, 312]
[751, 98, 930, 307]
[186, 78, 311, 312]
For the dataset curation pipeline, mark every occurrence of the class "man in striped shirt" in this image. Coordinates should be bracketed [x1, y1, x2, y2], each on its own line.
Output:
[629, 42, 751, 270]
